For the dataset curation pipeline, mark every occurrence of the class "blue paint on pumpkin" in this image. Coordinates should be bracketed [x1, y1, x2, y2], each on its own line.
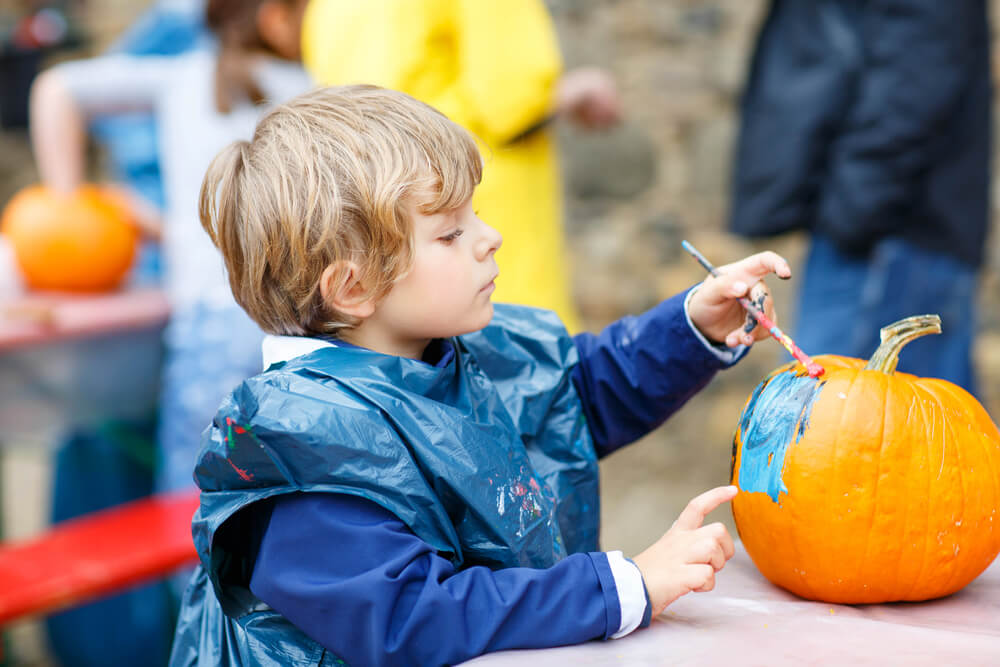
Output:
[737, 370, 823, 503]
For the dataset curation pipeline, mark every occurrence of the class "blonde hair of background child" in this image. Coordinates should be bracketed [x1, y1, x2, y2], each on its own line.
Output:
[199, 84, 484, 336]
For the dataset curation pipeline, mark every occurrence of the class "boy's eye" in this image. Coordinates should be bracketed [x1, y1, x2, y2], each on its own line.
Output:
[439, 228, 464, 243]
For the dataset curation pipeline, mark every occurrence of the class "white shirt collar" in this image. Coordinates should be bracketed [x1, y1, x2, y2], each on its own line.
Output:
[261, 334, 336, 370]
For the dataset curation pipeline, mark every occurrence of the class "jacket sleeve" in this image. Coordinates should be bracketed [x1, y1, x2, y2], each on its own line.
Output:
[250, 493, 621, 667]
[816, 0, 987, 249]
[571, 288, 736, 457]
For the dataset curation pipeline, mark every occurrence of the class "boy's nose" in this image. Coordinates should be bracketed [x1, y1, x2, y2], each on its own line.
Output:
[476, 221, 503, 259]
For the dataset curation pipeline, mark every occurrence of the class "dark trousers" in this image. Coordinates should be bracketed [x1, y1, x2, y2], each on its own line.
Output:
[794, 235, 978, 396]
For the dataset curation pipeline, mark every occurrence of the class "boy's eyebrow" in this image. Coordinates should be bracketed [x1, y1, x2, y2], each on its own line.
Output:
[426, 209, 460, 233]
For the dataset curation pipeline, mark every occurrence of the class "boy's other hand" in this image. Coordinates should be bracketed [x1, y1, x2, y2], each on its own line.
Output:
[687, 251, 791, 347]
[631, 485, 738, 617]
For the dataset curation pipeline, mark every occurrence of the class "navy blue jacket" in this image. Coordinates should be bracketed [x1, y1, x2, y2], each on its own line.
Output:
[730, 0, 991, 268]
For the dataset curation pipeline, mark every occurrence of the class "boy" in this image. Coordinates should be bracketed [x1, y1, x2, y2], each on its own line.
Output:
[170, 85, 792, 666]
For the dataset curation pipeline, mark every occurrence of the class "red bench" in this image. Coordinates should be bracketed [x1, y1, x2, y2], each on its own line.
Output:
[0, 490, 199, 625]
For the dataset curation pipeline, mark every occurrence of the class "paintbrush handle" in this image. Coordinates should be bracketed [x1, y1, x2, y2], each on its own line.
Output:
[681, 240, 825, 377]
[739, 296, 824, 378]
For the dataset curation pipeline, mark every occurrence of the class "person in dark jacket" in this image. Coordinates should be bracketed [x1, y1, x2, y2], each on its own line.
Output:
[730, 0, 991, 394]
[168, 84, 793, 666]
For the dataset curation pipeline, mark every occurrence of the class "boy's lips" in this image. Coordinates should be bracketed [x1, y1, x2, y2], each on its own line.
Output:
[480, 273, 499, 293]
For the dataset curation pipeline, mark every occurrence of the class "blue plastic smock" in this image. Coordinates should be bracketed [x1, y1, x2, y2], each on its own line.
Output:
[171, 304, 598, 665]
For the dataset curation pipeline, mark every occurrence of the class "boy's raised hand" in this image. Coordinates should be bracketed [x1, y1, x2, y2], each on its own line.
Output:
[631, 485, 738, 617]
[687, 251, 791, 348]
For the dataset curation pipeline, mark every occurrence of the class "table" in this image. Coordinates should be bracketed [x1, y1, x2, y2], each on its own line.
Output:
[0, 240, 173, 662]
[0, 286, 169, 352]
[0, 239, 169, 447]
[466, 547, 1000, 666]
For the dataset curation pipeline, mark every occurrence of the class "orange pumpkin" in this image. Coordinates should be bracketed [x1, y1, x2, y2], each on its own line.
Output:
[732, 315, 1000, 603]
[1, 185, 138, 292]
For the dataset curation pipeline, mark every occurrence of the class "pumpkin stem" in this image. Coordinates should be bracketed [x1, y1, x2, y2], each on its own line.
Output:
[864, 315, 942, 374]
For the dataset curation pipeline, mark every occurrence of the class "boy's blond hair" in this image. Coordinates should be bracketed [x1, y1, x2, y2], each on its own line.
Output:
[199, 84, 483, 335]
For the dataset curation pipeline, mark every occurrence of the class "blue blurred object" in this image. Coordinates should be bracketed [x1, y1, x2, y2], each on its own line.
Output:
[794, 235, 979, 394]
[45, 420, 175, 667]
[43, 4, 206, 666]
[156, 302, 264, 494]
[89, 1, 207, 282]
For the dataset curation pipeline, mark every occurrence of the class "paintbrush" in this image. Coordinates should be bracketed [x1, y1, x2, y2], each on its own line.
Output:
[681, 240, 825, 378]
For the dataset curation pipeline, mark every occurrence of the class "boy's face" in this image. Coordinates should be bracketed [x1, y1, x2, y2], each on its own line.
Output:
[357, 197, 502, 358]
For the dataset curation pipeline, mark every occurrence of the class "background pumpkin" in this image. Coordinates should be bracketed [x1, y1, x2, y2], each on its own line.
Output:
[1, 184, 138, 292]
[731, 315, 1000, 603]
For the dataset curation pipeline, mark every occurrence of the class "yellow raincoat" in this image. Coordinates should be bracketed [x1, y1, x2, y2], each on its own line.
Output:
[302, 0, 580, 331]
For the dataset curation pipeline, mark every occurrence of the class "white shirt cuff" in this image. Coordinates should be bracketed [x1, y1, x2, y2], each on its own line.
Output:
[683, 285, 746, 364]
[606, 550, 647, 639]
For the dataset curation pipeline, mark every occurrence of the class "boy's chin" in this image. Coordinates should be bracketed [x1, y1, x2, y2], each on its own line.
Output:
[450, 304, 494, 337]
[474, 302, 495, 330]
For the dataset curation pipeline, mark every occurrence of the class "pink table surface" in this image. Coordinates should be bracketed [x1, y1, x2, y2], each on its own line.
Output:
[465, 546, 1000, 666]
[0, 238, 169, 350]
[0, 287, 169, 446]
[0, 287, 169, 351]
[0, 244, 171, 443]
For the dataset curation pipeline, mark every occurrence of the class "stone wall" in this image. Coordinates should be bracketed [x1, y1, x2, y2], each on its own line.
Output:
[545, 0, 1000, 554]
[553, 0, 1000, 402]
[552, 0, 999, 387]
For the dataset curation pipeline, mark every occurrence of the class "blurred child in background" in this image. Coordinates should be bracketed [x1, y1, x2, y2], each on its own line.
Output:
[29, 2, 205, 664]
[30, 0, 312, 493]
[27, 0, 311, 661]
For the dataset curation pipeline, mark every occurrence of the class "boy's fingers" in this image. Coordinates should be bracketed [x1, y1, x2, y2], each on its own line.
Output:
[720, 527, 736, 561]
[706, 542, 726, 571]
[691, 565, 716, 593]
[739, 282, 778, 344]
[731, 251, 791, 280]
[726, 326, 758, 348]
[708, 274, 776, 311]
[693, 527, 733, 572]
[701, 274, 747, 303]
[674, 486, 739, 531]
[699, 522, 736, 562]
[748, 282, 769, 309]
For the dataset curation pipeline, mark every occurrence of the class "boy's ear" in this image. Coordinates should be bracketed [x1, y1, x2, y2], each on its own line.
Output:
[257, 0, 304, 62]
[320, 261, 376, 320]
